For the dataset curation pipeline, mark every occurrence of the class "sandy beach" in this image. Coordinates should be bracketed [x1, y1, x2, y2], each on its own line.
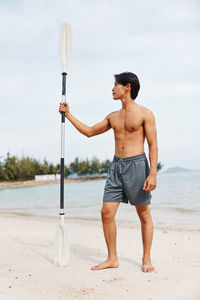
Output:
[0, 176, 107, 190]
[0, 213, 199, 300]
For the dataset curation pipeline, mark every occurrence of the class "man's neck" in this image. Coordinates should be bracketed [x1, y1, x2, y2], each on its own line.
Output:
[121, 95, 136, 110]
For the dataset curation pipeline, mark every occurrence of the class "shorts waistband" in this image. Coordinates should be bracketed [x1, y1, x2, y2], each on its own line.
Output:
[113, 152, 146, 163]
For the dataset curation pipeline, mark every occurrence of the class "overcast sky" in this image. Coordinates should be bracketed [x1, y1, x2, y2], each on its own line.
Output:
[0, 0, 199, 170]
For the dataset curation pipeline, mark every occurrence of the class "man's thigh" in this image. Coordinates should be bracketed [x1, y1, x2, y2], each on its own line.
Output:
[122, 157, 152, 206]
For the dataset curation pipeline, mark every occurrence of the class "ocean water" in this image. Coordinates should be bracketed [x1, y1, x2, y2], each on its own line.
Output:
[0, 171, 200, 229]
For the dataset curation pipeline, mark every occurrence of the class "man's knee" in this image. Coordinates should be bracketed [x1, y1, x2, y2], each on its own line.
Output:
[136, 206, 152, 224]
[101, 208, 115, 222]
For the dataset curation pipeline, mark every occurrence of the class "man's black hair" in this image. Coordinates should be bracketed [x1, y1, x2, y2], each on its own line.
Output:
[114, 72, 140, 100]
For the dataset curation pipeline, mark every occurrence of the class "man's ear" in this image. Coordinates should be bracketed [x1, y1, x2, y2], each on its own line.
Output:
[125, 83, 131, 91]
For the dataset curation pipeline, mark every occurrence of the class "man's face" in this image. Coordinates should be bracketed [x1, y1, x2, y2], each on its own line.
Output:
[112, 81, 126, 100]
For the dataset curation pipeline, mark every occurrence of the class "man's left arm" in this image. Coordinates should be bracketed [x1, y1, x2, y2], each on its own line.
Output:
[143, 109, 158, 191]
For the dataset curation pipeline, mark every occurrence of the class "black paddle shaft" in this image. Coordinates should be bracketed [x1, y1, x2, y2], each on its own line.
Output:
[60, 72, 67, 214]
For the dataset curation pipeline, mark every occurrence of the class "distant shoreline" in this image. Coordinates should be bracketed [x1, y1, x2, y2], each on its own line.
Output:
[0, 173, 164, 190]
[0, 175, 107, 190]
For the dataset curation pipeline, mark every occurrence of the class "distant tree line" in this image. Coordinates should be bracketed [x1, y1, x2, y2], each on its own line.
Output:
[0, 152, 111, 181]
[0, 152, 164, 182]
[157, 161, 164, 172]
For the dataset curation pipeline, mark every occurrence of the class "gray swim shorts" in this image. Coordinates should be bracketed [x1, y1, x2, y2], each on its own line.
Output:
[103, 153, 152, 206]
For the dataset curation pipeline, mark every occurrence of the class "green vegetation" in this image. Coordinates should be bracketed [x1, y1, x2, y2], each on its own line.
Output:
[0, 152, 111, 181]
[0, 152, 163, 182]
[157, 161, 164, 172]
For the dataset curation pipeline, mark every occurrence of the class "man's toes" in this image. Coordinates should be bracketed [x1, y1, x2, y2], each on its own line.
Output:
[142, 266, 147, 272]
[148, 265, 155, 272]
[142, 264, 147, 271]
[91, 264, 104, 270]
[142, 264, 154, 272]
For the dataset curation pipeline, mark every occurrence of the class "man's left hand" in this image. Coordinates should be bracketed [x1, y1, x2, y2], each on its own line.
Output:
[143, 174, 157, 191]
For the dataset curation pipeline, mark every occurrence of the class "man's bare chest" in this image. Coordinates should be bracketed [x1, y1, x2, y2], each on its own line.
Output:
[109, 112, 144, 133]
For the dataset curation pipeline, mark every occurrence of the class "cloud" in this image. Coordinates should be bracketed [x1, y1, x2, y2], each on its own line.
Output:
[0, 0, 200, 169]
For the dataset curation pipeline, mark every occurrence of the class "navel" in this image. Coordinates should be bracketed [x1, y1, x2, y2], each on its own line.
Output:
[122, 146, 124, 150]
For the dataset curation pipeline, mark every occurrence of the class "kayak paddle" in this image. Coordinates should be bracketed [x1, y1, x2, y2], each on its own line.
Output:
[54, 22, 73, 267]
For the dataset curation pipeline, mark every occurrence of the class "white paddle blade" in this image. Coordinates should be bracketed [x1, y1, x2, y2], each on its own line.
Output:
[54, 223, 70, 267]
[59, 23, 73, 72]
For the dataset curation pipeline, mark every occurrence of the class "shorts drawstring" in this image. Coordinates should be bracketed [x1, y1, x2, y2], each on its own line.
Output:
[117, 158, 126, 173]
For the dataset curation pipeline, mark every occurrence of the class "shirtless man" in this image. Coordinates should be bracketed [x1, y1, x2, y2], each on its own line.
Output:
[59, 72, 158, 273]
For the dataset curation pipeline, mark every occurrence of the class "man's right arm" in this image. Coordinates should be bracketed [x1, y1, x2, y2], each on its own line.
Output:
[65, 112, 112, 137]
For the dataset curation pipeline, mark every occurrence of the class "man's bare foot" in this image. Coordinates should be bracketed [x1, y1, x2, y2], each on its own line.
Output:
[142, 256, 155, 272]
[91, 258, 119, 271]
